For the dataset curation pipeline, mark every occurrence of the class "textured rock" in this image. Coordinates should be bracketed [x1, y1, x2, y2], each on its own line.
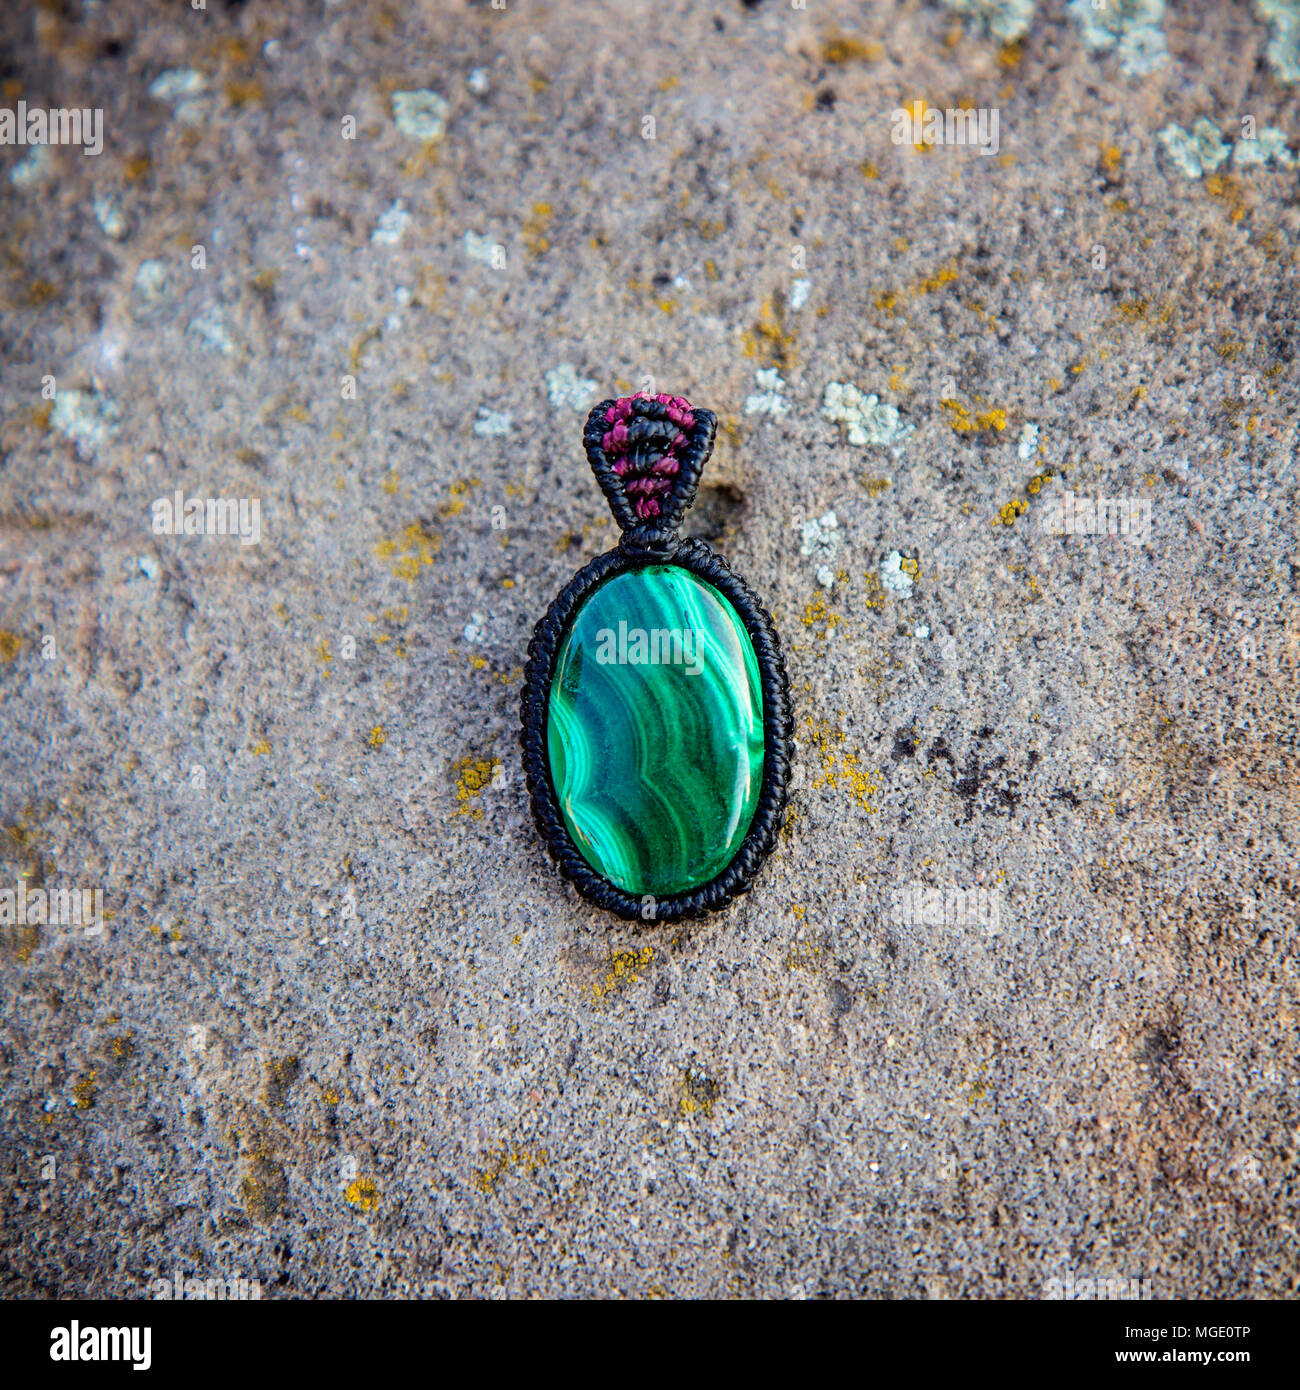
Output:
[0, 0, 1296, 1303]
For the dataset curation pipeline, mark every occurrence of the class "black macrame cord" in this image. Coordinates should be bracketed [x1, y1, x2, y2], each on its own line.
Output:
[519, 395, 794, 920]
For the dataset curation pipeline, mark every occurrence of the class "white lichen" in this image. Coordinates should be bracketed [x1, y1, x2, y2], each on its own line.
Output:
[822, 381, 913, 447]
[1256, 1, 1300, 85]
[545, 363, 597, 412]
[371, 199, 411, 246]
[1232, 125, 1298, 168]
[1069, 0, 1169, 76]
[392, 89, 450, 143]
[744, 368, 790, 417]
[189, 306, 236, 357]
[1017, 422, 1040, 462]
[149, 69, 207, 101]
[799, 511, 839, 565]
[11, 148, 52, 189]
[1157, 119, 1232, 178]
[132, 259, 168, 311]
[474, 407, 512, 437]
[464, 230, 503, 266]
[51, 388, 120, 457]
[880, 550, 914, 595]
[943, 0, 1038, 44]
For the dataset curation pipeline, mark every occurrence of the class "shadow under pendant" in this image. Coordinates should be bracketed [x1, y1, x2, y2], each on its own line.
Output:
[520, 393, 794, 921]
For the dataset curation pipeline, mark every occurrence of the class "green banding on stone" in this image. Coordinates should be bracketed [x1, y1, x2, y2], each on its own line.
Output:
[546, 564, 765, 896]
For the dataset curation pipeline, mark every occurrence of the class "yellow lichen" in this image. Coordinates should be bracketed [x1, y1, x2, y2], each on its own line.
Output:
[437, 477, 481, 519]
[523, 203, 553, 256]
[344, 1176, 379, 1211]
[800, 592, 841, 633]
[375, 522, 441, 581]
[225, 79, 263, 107]
[805, 717, 878, 810]
[918, 260, 958, 295]
[473, 1146, 548, 1193]
[742, 297, 797, 368]
[454, 755, 500, 818]
[679, 1067, 718, 1119]
[940, 399, 1007, 433]
[591, 946, 654, 1001]
[875, 254, 959, 313]
[820, 32, 882, 64]
[995, 467, 1055, 526]
[784, 942, 821, 972]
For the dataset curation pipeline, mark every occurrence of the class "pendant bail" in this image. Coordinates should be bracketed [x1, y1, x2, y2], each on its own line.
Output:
[582, 394, 717, 544]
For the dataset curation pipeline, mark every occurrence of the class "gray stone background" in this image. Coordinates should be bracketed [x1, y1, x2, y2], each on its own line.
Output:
[0, 0, 1297, 1298]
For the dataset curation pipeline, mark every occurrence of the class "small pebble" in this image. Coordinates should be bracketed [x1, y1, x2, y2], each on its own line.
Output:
[93, 193, 127, 240]
[11, 148, 52, 189]
[133, 259, 168, 310]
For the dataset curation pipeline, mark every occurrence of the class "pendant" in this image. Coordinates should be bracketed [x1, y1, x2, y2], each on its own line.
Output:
[520, 392, 793, 920]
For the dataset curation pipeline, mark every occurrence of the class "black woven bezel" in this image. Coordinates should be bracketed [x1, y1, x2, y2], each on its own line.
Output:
[519, 536, 793, 921]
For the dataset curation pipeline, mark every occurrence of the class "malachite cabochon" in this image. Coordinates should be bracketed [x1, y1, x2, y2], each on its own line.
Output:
[546, 565, 765, 897]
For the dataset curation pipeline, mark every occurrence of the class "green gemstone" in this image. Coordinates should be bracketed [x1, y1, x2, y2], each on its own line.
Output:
[547, 565, 765, 897]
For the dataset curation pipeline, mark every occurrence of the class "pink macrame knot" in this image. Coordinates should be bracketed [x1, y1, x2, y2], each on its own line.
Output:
[598, 394, 699, 521]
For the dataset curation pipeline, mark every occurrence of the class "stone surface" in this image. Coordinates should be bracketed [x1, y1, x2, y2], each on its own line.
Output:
[0, 0, 1297, 1301]
[547, 565, 764, 896]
